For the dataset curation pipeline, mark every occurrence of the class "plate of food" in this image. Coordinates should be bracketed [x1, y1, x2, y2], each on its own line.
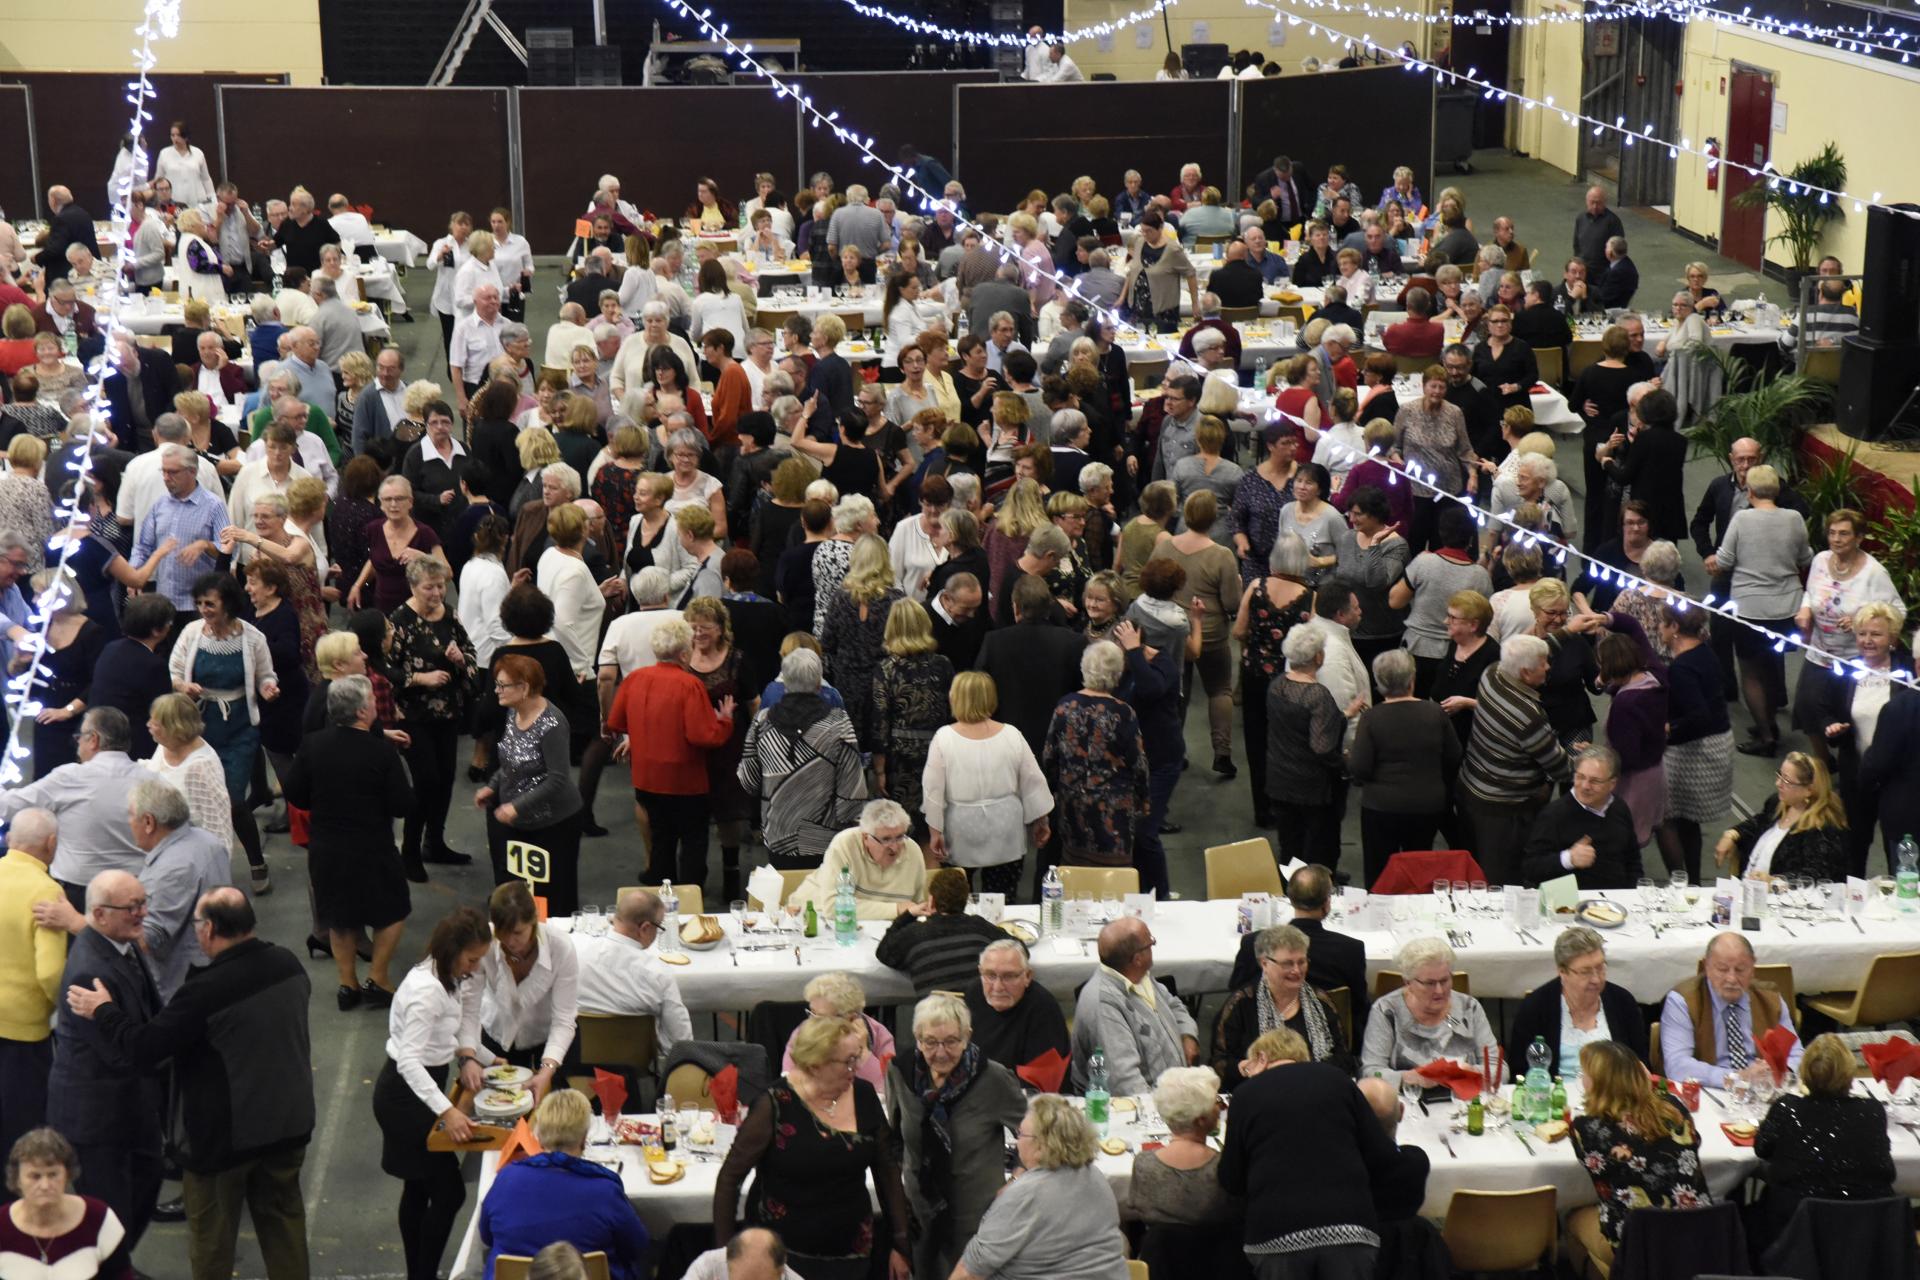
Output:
[999, 919, 1038, 945]
[1576, 899, 1629, 929]
[474, 1087, 534, 1121]
[483, 1064, 532, 1087]
[646, 1153, 686, 1184]
[679, 915, 726, 951]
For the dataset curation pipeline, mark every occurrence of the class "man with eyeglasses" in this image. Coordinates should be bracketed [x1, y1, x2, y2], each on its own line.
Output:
[132, 442, 230, 632]
[0, 708, 154, 914]
[571, 888, 693, 1058]
[1228, 864, 1370, 1032]
[65, 887, 314, 1280]
[1504, 926, 1647, 1077]
[1519, 744, 1644, 890]
[963, 938, 1069, 1080]
[876, 868, 1007, 998]
[1072, 916, 1197, 1095]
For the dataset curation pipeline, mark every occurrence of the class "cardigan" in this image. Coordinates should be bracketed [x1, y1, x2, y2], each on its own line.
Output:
[168, 619, 279, 726]
[882, 1055, 1028, 1268]
[604, 662, 732, 794]
[1503, 977, 1648, 1071]
[1726, 795, 1848, 882]
[1071, 966, 1196, 1095]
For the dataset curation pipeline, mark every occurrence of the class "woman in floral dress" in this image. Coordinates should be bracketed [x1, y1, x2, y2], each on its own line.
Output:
[1042, 640, 1148, 867]
[818, 535, 903, 753]
[870, 601, 953, 843]
[1232, 531, 1315, 828]
[1230, 425, 1301, 585]
[1568, 1040, 1709, 1277]
[389, 557, 477, 875]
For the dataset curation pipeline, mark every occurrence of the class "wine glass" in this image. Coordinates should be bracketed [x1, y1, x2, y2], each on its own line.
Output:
[1451, 881, 1470, 915]
[1636, 877, 1658, 911]
[1433, 879, 1452, 914]
[1666, 869, 1688, 916]
[1791, 876, 1816, 920]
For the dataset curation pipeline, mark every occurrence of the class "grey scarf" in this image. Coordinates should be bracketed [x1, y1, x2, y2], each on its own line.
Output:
[1256, 978, 1336, 1063]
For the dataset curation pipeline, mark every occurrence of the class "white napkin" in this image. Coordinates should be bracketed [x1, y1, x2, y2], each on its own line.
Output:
[746, 864, 788, 912]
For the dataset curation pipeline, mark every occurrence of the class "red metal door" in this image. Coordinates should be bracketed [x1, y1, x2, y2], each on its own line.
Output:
[1720, 67, 1772, 270]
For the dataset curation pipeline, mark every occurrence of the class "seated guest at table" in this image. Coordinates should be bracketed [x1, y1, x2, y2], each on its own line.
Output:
[570, 889, 693, 1058]
[478, 1088, 649, 1280]
[1353, 1076, 1433, 1224]
[963, 938, 1071, 1079]
[1712, 749, 1848, 883]
[875, 868, 1005, 997]
[780, 971, 897, 1105]
[717, 1009, 911, 1280]
[683, 1230, 806, 1280]
[1208, 240, 1266, 310]
[1121, 1065, 1240, 1232]
[1073, 916, 1199, 1095]
[1313, 284, 1364, 339]
[1232, 862, 1369, 1024]
[1289, 222, 1338, 289]
[1511, 281, 1571, 360]
[475, 882, 579, 1101]
[1519, 744, 1644, 890]
[954, 1094, 1127, 1280]
[1360, 937, 1503, 1084]
[1213, 924, 1353, 1089]
[1243, 226, 1289, 285]
[791, 799, 929, 921]
[882, 992, 1027, 1280]
[1504, 926, 1647, 1076]
[1659, 932, 1803, 1089]
[1382, 287, 1443, 358]
[1753, 1032, 1895, 1236]
[1566, 1040, 1709, 1277]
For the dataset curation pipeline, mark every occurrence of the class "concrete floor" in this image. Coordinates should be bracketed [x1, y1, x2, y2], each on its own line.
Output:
[139, 149, 1831, 1279]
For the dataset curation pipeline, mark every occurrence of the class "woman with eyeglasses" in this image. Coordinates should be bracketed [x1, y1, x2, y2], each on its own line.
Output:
[474, 653, 585, 914]
[349, 475, 448, 615]
[1504, 926, 1647, 1078]
[1470, 304, 1539, 417]
[1359, 936, 1503, 1084]
[881, 991, 1026, 1280]
[1713, 750, 1849, 883]
[719, 994, 912, 1280]
[1212, 925, 1353, 1090]
[955, 1094, 1128, 1280]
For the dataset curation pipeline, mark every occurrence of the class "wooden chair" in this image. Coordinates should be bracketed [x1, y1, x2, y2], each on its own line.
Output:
[1692, 957, 1800, 1029]
[1392, 354, 1432, 376]
[1441, 1186, 1557, 1273]
[1192, 233, 1233, 251]
[1372, 970, 1469, 999]
[577, 1013, 659, 1079]
[1127, 1261, 1149, 1280]
[1203, 838, 1282, 899]
[748, 869, 812, 912]
[1533, 344, 1564, 386]
[1803, 951, 1920, 1028]
[662, 1061, 717, 1110]
[1218, 305, 1261, 324]
[617, 885, 705, 914]
[1060, 866, 1140, 898]
[496, 1253, 611, 1280]
[1324, 986, 1354, 1048]
[755, 307, 798, 333]
[1272, 303, 1308, 327]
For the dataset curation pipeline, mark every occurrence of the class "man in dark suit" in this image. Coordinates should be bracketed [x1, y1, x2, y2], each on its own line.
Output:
[1689, 436, 1810, 699]
[1520, 745, 1643, 890]
[101, 335, 179, 455]
[1441, 343, 1501, 464]
[976, 575, 1083, 757]
[565, 247, 621, 314]
[1596, 236, 1639, 310]
[931, 574, 990, 674]
[1230, 862, 1371, 1035]
[1249, 156, 1309, 227]
[1207, 242, 1266, 310]
[35, 186, 96, 272]
[46, 869, 164, 1259]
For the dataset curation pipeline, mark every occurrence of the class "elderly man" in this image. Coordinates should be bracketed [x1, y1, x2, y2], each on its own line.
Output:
[967, 263, 1033, 350]
[564, 247, 620, 314]
[1660, 932, 1804, 1088]
[208, 181, 263, 293]
[65, 241, 111, 285]
[66, 887, 312, 1280]
[47, 869, 164, 1256]
[1034, 41, 1083, 81]
[247, 366, 343, 461]
[245, 398, 338, 496]
[1072, 916, 1198, 1093]
[683, 1229, 807, 1280]
[544, 300, 597, 368]
[1520, 744, 1643, 890]
[352, 345, 408, 455]
[1596, 235, 1638, 310]
[132, 442, 227, 620]
[1208, 241, 1266, 310]
[190, 330, 247, 412]
[309, 275, 361, 370]
[791, 799, 930, 920]
[1149, 372, 1203, 482]
[1242, 226, 1289, 285]
[101, 333, 176, 452]
[963, 937, 1070, 1081]
[1304, 577, 1371, 748]
[36, 185, 96, 271]
[326, 191, 373, 253]
[1312, 324, 1356, 411]
[33, 277, 103, 359]
[0, 808, 65, 1156]
[449, 282, 507, 411]
[1491, 216, 1529, 273]
[0, 710, 153, 910]
[270, 188, 340, 273]
[876, 867, 1008, 997]
[1457, 634, 1571, 884]
[1355, 1077, 1432, 1222]
[1077, 247, 1126, 310]
[1359, 223, 1403, 277]
[114, 413, 221, 532]
[826, 185, 889, 278]
[930, 572, 989, 672]
[276, 324, 333, 416]
[1573, 185, 1625, 281]
[571, 888, 694, 1057]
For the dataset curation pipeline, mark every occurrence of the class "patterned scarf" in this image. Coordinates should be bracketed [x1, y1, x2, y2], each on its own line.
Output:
[912, 1042, 981, 1217]
[1256, 978, 1335, 1063]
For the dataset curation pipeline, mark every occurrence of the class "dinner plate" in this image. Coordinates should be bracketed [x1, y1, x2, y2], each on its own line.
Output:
[680, 937, 722, 952]
[1575, 899, 1629, 929]
[1000, 920, 1038, 945]
[483, 1064, 532, 1087]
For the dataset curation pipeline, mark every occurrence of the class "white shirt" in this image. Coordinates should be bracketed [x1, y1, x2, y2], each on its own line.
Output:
[492, 231, 535, 290]
[742, 199, 796, 243]
[1024, 43, 1052, 81]
[226, 460, 313, 565]
[458, 554, 513, 667]
[196, 363, 240, 409]
[243, 432, 336, 496]
[1746, 822, 1792, 879]
[374, 382, 407, 432]
[537, 547, 606, 680]
[609, 332, 702, 401]
[689, 292, 749, 357]
[275, 287, 317, 328]
[329, 210, 375, 251]
[153, 144, 214, 207]
[597, 608, 683, 677]
[472, 923, 580, 1062]
[1852, 677, 1893, 755]
[743, 358, 771, 409]
[1305, 615, 1370, 748]
[1036, 53, 1083, 82]
[448, 311, 506, 383]
[617, 265, 657, 317]
[115, 450, 223, 532]
[544, 320, 597, 369]
[571, 930, 694, 1057]
[451, 258, 504, 317]
[387, 962, 494, 1114]
[428, 235, 473, 315]
[888, 515, 944, 603]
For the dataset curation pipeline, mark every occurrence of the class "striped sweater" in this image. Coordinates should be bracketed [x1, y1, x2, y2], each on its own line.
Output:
[875, 910, 1010, 997]
[1458, 665, 1570, 805]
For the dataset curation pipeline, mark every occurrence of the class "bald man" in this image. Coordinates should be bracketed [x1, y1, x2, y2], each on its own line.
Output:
[545, 300, 598, 367]
[1071, 916, 1198, 1094]
[572, 889, 693, 1057]
[0, 808, 65, 1154]
[685, 1228, 807, 1280]
[1209, 239, 1266, 310]
[37, 185, 96, 272]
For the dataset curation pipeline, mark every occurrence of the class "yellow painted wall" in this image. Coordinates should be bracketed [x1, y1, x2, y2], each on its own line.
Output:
[0, 0, 323, 82]
[1062, 0, 1433, 81]
[1672, 24, 1917, 270]
[1508, 0, 1583, 176]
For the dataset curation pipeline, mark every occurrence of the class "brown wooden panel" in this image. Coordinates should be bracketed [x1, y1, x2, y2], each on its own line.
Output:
[219, 87, 510, 243]
[1238, 68, 1435, 214]
[787, 71, 996, 209]
[0, 88, 32, 223]
[954, 81, 1234, 213]
[518, 88, 798, 252]
[0, 72, 284, 217]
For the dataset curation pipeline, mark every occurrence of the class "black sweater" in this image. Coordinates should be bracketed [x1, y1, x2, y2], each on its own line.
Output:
[1520, 793, 1644, 889]
[875, 911, 1008, 997]
[1664, 645, 1730, 745]
[962, 979, 1070, 1077]
[1349, 698, 1462, 815]
[1504, 977, 1649, 1071]
[1727, 796, 1848, 882]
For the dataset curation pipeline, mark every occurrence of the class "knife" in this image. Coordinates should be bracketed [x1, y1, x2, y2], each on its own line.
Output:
[1514, 1129, 1535, 1155]
[1853, 916, 1867, 934]
[1417, 1094, 1430, 1116]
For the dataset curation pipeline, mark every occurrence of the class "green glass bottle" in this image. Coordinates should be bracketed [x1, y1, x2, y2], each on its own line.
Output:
[1550, 1077, 1568, 1123]
[1466, 1095, 1484, 1136]
[803, 899, 818, 938]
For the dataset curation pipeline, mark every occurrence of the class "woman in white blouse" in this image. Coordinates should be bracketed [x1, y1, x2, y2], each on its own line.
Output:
[535, 503, 605, 683]
[374, 905, 496, 1280]
[882, 271, 946, 369]
[458, 514, 513, 669]
[688, 260, 749, 359]
[488, 208, 535, 314]
[473, 881, 581, 1102]
[920, 670, 1054, 898]
[888, 474, 951, 603]
[140, 693, 235, 850]
[451, 230, 504, 318]
[1793, 507, 1903, 767]
[153, 120, 215, 207]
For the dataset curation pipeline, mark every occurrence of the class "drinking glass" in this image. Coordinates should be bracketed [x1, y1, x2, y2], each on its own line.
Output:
[1666, 869, 1688, 915]
[730, 900, 748, 933]
[577, 905, 599, 935]
[1433, 879, 1452, 913]
[1636, 877, 1658, 910]
[1470, 881, 1488, 916]
[1791, 876, 1816, 919]
[1451, 881, 1470, 913]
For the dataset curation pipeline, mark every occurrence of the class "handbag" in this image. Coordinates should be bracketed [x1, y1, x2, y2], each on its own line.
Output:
[941, 793, 1027, 868]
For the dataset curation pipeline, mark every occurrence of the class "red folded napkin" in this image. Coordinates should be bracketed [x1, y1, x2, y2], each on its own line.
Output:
[710, 1064, 741, 1124]
[1016, 1048, 1070, 1094]
[1862, 1036, 1920, 1089]
[592, 1067, 627, 1121]
[1416, 1058, 1484, 1100]
[1530, 383, 1549, 394]
[287, 805, 310, 849]
[1759, 1025, 1798, 1083]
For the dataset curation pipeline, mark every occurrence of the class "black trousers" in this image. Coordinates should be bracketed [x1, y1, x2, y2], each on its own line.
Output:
[1361, 808, 1446, 888]
[402, 719, 460, 861]
[486, 808, 583, 915]
[75, 1129, 165, 1261]
[635, 790, 711, 889]
[0, 1037, 52, 1162]
[1243, 671, 1274, 822]
[1274, 800, 1341, 869]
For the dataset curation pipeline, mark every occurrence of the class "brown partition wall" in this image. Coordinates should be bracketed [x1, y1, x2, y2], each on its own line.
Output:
[1238, 68, 1436, 214]
[518, 88, 799, 250]
[954, 81, 1234, 213]
[0, 88, 33, 223]
[787, 71, 996, 207]
[219, 87, 511, 243]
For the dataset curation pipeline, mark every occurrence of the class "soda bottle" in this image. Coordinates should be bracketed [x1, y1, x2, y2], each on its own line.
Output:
[1085, 1045, 1110, 1136]
[1041, 866, 1063, 935]
[834, 867, 858, 946]
[1549, 1077, 1568, 1124]
[1896, 834, 1919, 905]
[1466, 1094, 1484, 1135]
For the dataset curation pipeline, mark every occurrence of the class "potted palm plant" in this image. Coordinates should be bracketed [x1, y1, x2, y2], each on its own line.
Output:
[1732, 141, 1848, 277]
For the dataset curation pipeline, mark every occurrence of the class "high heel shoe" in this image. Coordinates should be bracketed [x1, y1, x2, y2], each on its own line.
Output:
[467, 764, 490, 782]
[359, 977, 395, 1008]
[306, 935, 330, 961]
[336, 984, 362, 1012]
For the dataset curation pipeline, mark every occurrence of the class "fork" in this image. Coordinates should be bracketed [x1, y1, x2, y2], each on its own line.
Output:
[1440, 1135, 1458, 1159]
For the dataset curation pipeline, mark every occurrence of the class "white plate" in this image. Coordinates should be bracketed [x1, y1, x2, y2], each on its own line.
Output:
[484, 1065, 532, 1087]
[680, 936, 723, 952]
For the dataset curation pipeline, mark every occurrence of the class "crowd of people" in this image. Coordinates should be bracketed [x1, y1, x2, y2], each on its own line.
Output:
[0, 131, 1911, 1280]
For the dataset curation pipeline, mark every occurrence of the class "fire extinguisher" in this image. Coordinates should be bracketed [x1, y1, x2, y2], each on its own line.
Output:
[1705, 137, 1720, 192]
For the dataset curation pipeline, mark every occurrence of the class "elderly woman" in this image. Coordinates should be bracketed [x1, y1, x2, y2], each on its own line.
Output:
[1505, 926, 1648, 1077]
[1, 1127, 129, 1277]
[1360, 937, 1503, 1083]
[684, 596, 756, 897]
[818, 534, 903, 752]
[509, 427, 564, 519]
[589, 424, 652, 554]
[390, 555, 476, 872]
[883, 992, 1027, 1280]
[1266, 624, 1353, 865]
[1233, 534, 1315, 828]
[479, 1089, 648, 1280]
[350, 475, 448, 614]
[793, 798, 931, 921]
[398, 399, 469, 541]
[1042, 640, 1149, 870]
[1123, 1065, 1239, 1237]
[27, 333, 84, 404]
[871, 600, 954, 839]
[1522, 577, 1600, 748]
[536, 504, 604, 683]
[141, 692, 234, 852]
[1170, 417, 1244, 548]
[1714, 464, 1811, 756]
[923, 671, 1054, 897]
[1122, 211, 1199, 330]
[739, 647, 868, 867]
[955, 1094, 1127, 1280]
[718, 1010, 911, 1280]
[1754, 1033, 1895, 1238]
[1566, 1041, 1707, 1277]
[1391, 364, 1478, 553]
[811, 495, 879, 628]
[477, 654, 587, 913]
[1793, 508, 1903, 765]
[0, 435, 53, 573]
[1213, 925, 1352, 1090]
[243, 556, 310, 831]
[662, 425, 727, 534]
[1352, 648, 1463, 886]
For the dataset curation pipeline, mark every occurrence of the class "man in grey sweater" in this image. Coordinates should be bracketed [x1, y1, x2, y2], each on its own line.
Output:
[825, 184, 888, 280]
[1071, 917, 1197, 1094]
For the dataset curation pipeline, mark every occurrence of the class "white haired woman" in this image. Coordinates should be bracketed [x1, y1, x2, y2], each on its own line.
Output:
[793, 799, 931, 921]
[1123, 1066, 1238, 1232]
[953, 1095, 1128, 1280]
[883, 992, 1027, 1280]
[1359, 937, 1503, 1084]
[1042, 640, 1149, 870]
[811, 494, 879, 633]
[1212, 925, 1351, 1090]
[737, 647, 869, 869]
[1265, 624, 1352, 866]
[1714, 464, 1811, 755]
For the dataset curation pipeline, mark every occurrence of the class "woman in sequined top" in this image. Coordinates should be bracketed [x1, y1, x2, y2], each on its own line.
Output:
[1753, 1033, 1894, 1237]
[475, 653, 585, 914]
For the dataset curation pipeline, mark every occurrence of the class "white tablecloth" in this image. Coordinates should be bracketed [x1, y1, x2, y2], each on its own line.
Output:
[372, 229, 429, 267]
[116, 299, 390, 343]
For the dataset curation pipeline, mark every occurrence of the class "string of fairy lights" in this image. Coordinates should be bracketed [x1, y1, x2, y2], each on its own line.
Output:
[834, 0, 1184, 48]
[0, 1, 179, 787]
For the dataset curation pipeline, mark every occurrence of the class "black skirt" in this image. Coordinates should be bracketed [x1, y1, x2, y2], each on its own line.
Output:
[309, 822, 411, 931]
[373, 1057, 456, 1181]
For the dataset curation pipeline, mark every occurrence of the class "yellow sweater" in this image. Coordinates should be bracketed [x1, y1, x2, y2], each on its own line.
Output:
[0, 851, 68, 1041]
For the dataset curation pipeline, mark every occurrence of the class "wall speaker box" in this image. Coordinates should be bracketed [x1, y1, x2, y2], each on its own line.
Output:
[1835, 333, 1920, 442]
[1859, 201, 1920, 344]
[575, 46, 622, 86]
[1181, 42, 1230, 80]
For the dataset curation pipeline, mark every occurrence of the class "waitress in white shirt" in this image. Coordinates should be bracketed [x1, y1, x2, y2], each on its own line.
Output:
[429, 212, 475, 356]
[452, 230, 504, 319]
[489, 208, 536, 322]
[470, 881, 581, 1102]
[373, 905, 496, 1280]
[153, 121, 215, 207]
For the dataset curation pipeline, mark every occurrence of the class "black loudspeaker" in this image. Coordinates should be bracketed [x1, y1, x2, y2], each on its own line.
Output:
[1182, 42, 1230, 79]
[575, 46, 622, 86]
[1859, 201, 1920, 344]
[1835, 333, 1920, 441]
[528, 28, 575, 87]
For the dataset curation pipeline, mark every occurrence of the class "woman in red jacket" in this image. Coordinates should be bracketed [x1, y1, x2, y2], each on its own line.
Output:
[605, 615, 736, 890]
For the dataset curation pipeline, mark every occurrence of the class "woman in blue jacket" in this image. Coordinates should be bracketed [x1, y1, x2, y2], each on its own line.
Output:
[479, 1089, 649, 1280]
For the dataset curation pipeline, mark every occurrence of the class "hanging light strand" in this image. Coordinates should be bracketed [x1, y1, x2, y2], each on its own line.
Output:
[833, 0, 1183, 48]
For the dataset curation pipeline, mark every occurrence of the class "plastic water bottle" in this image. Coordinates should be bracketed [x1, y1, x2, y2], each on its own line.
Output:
[1086, 1045, 1111, 1136]
[660, 880, 680, 952]
[834, 867, 858, 946]
[1897, 835, 1919, 905]
[955, 310, 968, 339]
[1524, 1036, 1553, 1124]
[1041, 866, 1064, 935]
[1253, 356, 1269, 391]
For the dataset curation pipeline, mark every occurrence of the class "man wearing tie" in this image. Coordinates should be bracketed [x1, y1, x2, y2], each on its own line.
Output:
[1658, 932, 1803, 1088]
